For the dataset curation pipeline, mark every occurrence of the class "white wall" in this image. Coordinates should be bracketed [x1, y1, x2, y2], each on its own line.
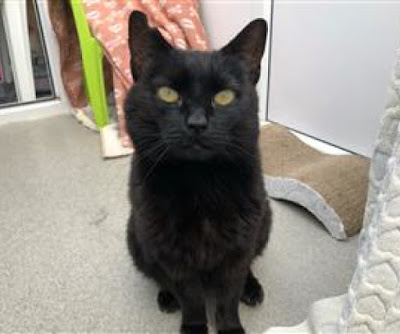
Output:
[200, 0, 271, 120]
[268, 1, 400, 157]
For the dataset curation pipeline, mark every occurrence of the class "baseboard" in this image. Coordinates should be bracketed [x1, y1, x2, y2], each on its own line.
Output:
[260, 121, 349, 155]
[0, 99, 71, 126]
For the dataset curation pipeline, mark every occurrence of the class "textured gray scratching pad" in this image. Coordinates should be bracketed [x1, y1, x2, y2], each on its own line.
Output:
[259, 124, 370, 239]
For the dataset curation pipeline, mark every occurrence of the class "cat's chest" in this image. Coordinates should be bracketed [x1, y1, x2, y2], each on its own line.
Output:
[135, 164, 257, 271]
[145, 177, 251, 249]
[155, 216, 231, 272]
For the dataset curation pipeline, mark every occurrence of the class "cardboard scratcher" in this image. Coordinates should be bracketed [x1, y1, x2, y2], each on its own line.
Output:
[259, 124, 370, 240]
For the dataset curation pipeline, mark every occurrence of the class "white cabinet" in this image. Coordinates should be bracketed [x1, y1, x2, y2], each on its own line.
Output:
[267, 1, 400, 157]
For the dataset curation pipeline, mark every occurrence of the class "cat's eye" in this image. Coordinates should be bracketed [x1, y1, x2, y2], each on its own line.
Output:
[157, 86, 180, 104]
[213, 89, 236, 107]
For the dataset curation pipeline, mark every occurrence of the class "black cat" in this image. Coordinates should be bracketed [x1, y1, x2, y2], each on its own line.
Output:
[125, 11, 271, 334]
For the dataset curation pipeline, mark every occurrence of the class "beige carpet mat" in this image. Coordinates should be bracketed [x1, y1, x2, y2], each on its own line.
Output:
[259, 124, 370, 240]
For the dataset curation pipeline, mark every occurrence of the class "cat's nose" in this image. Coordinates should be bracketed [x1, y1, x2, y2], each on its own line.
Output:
[186, 109, 208, 134]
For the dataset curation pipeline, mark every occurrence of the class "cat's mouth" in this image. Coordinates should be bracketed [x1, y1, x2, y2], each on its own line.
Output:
[180, 135, 211, 149]
[183, 142, 211, 153]
[191, 139, 211, 150]
[171, 137, 215, 160]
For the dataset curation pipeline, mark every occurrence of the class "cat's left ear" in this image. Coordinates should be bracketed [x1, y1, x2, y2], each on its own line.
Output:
[128, 11, 171, 80]
[221, 19, 268, 84]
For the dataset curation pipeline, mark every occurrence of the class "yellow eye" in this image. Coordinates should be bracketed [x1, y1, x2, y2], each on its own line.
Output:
[213, 89, 236, 107]
[157, 86, 180, 104]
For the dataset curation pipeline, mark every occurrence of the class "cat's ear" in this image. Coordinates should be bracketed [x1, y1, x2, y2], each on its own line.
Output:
[221, 19, 267, 84]
[128, 11, 171, 80]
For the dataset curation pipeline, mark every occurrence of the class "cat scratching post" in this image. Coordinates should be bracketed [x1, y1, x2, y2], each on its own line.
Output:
[259, 124, 369, 240]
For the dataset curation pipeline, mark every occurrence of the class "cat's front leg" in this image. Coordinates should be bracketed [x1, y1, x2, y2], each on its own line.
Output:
[174, 279, 208, 334]
[214, 266, 248, 334]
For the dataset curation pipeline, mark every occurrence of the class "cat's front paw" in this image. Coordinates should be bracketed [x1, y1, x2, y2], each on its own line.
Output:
[157, 290, 180, 313]
[241, 274, 264, 307]
[218, 327, 245, 334]
[180, 324, 208, 334]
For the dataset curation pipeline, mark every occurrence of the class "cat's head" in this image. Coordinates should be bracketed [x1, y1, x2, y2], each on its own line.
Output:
[125, 11, 267, 162]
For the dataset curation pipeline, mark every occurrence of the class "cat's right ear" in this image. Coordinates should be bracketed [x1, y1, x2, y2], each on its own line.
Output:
[128, 11, 171, 80]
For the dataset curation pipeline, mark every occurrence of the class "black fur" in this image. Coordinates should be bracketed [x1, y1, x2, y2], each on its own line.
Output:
[125, 11, 271, 334]
[158, 289, 180, 313]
